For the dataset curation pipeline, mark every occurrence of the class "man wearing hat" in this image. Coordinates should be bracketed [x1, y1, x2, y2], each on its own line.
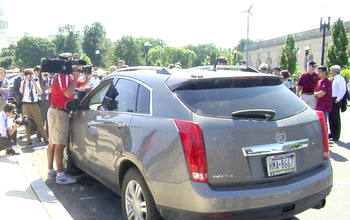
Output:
[89, 71, 100, 88]
[296, 61, 320, 109]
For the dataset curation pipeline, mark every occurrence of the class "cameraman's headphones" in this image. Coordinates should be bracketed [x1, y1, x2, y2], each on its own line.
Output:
[4, 103, 16, 113]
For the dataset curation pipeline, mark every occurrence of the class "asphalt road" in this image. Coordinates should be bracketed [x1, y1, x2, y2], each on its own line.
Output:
[21, 110, 350, 220]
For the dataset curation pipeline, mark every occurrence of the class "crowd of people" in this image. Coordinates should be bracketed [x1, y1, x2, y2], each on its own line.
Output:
[255, 60, 348, 141]
[297, 62, 348, 141]
[0, 56, 131, 184]
[0, 54, 349, 185]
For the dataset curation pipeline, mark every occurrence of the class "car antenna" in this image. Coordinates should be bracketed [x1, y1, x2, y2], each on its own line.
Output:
[211, 57, 218, 72]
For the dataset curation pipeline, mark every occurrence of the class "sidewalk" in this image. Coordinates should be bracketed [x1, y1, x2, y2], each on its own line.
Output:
[0, 133, 72, 219]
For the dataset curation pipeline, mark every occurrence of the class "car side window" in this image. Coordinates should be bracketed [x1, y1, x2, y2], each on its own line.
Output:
[136, 85, 150, 114]
[101, 78, 151, 114]
[87, 79, 113, 111]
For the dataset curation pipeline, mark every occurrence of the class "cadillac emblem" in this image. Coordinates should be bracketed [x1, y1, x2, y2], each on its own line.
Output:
[275, 131, 286, 143]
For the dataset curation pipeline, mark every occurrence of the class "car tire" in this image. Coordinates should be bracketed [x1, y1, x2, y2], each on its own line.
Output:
[63, 146, 83, 175]
[121, 167, 162, 220]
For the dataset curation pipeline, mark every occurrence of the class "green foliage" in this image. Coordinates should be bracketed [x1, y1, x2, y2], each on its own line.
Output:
[185, 44, 219, 66]
[53, 24, 80, 55]
[80, 54, 92, 66]
[0, 44, 16, 68]
[0, 57, 13, 69]
[236, 39, 255, 52]
[99, 37, 115, 68]
[326, 18, 349, 68]
[147, 46, 197, 68]
[341, 67, 350, 83]
[14, 36, 56, 68]
[280, 34, 298, 74]
[82, 22, 106, 67]
[114, 36, 145, 66]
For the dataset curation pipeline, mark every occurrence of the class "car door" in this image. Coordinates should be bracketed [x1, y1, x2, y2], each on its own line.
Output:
[70, 79, 114, 173]
[90, 77, 148, 186]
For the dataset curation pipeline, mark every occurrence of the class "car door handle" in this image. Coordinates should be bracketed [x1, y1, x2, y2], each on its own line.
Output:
[117, 122, 126, 128]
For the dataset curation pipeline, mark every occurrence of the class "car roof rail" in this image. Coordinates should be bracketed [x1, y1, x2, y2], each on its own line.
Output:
[115, 66, 172, 74]
[114, 66, 173, 75]
[191, 65, 259, 73]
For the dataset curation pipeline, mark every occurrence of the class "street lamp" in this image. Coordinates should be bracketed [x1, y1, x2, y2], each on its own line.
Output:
[304, 45, 310, 70]
[233, 50, 238, 65]
[320, 17, 330, 65]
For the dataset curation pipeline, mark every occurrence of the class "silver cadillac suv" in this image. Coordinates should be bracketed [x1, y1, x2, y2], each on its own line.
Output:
[65, 66, 332, 220]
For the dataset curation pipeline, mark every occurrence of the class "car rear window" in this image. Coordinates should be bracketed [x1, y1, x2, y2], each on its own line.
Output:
[173, 76, 307, 120]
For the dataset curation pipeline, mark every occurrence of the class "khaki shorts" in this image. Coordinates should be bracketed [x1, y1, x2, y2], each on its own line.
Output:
[48, 107, 69, 145]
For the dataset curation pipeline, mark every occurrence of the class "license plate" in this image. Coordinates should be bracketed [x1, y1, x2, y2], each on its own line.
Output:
[266, 153, 296, 177]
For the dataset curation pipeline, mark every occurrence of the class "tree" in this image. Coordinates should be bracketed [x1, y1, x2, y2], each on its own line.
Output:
[82, 22, 106, 67]
[80, 54, 92, 65]
[279, 34, 298, 74]
[114, 36, 145, 66]
[0, 44, 16, 68]
[326, 18, 349, 68]
[99, 37, 115, 68]
[185, 44, 219, 66]
[236, 39, 255, 52]
[53, 24, 80, 55]
[14, 36, 56, 68]
[147, 46, 197, 68]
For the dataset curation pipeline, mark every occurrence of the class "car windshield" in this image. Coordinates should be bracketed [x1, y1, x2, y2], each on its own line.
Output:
[173, 76, 307, 120]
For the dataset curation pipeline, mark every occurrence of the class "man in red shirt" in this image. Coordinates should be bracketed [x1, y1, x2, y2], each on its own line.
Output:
[46, 55, 91, 184]
[296, 61, 320, 109]
[314, 66, 332, 128]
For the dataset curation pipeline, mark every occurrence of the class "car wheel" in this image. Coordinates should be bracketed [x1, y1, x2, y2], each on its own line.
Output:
[63, 146, 82, 175]
[121, 168, 162, 220]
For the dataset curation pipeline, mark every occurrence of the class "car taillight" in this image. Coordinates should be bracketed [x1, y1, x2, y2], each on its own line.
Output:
[315, 111, 330, 160]
[174, 119, 208, 183]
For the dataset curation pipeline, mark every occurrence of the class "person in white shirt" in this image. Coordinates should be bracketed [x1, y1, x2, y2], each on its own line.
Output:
[89, 72, 101, 88]
[328, 65, 347, 141]
[0, 103, 23, 155]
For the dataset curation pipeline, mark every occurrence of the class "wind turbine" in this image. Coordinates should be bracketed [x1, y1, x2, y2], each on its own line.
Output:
[242, 4, 254, 65]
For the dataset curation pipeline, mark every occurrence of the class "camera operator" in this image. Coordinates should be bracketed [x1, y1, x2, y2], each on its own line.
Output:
[47, 55, 91, 184]
[0, 103, 23, 155]
[20, 69, 48, 146]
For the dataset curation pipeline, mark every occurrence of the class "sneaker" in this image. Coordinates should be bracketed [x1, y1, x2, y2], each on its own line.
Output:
[47, 170, 57, 180]
[56, 174, 77, 185]
[5, 148, 19, 155]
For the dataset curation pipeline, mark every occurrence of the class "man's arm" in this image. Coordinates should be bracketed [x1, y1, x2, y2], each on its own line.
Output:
[64, 71, 80, 98]
[80, 73, 92, 89]
[296, 86, 302, 97]
[314, 90, 326, 98]
[33, 80, 42, 95]
[6, 123, 21, 137]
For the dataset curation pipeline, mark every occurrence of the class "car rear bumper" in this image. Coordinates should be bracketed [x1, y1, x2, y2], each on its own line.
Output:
[148, 160, 332, 220]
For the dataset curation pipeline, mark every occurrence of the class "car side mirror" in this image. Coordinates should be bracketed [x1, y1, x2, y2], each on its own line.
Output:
[65, 99, 80, 112]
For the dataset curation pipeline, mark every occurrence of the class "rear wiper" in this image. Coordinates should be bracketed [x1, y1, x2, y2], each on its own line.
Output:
[231, 109, 276, 120]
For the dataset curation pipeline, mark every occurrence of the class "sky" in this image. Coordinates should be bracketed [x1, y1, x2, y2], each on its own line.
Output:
[2, 0, 350, 49]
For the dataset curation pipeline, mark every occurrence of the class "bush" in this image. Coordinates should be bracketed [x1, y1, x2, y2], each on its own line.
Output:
[341, 67, 350, 83]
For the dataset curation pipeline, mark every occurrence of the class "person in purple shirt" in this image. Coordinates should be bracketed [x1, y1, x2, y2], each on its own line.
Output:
[314, 66, 332, 130]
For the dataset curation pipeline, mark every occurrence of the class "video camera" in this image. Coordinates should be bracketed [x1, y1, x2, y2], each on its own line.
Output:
[13, 111, 30, 126]
[41, 53, 92, 75]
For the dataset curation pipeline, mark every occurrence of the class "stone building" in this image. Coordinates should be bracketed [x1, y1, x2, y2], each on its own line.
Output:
[245, 21, 350, 72]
